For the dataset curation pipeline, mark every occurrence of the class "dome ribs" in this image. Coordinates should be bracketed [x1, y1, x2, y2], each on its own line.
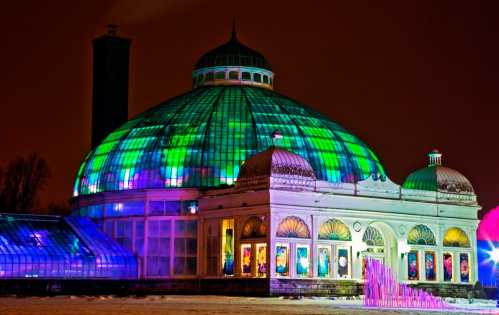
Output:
[141, 87, 209, 188]
[76, 86, 389, 195]
[199, 86, 227, 187]
[256, 88, 319, 179]
[240, 86, 260, 153]
[164, 86, 225, 187]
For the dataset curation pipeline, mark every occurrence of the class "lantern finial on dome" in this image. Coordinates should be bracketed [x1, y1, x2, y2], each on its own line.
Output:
[428, 149, 442, 166]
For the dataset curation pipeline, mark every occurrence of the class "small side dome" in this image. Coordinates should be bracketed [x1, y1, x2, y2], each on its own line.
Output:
[236, 147, 316, 190]
[402, 150, 474, 194]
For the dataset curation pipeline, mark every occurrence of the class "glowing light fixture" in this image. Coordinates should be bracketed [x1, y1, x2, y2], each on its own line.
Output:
[189, 205, 198, 214]
[490, 248, 499, 263]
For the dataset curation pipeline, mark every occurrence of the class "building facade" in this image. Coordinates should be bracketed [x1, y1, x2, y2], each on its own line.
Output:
[70, 30, 480, 295]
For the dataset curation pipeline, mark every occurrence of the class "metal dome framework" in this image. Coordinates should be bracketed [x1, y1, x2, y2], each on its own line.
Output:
[74, 86, 386, 196]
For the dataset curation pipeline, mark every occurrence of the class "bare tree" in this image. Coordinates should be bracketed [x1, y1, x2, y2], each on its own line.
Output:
[1, 153, 51, 213]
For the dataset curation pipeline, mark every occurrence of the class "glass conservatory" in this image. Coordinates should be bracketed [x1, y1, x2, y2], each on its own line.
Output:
[0, 214, 137, 279]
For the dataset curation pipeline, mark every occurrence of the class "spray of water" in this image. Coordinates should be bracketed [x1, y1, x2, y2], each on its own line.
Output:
[363, 257, 449, 309]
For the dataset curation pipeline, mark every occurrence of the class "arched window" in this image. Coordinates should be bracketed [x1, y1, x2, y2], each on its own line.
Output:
[205, 72, 214, 81]
[215, 71, 225, 80]
[253, 73, 262, 83]
[263, 75, 269, 84]
[443, 227, 470, 248]
[229, 71, 239, 80]
[407, 225, 436, 246]
[242, 72, 251, 81]
[241, 216, 266, 239]
[362, 226, 384, 247]
[318, 219, 351, 241]
[276, 216, 310, 238]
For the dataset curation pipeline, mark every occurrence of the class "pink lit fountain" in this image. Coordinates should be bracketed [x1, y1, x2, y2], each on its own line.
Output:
[363, 257, 449, 310]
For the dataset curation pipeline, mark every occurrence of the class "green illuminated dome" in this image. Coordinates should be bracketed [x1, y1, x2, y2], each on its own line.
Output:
[402, 150, 474, 194]
[73, 34, 386, 197]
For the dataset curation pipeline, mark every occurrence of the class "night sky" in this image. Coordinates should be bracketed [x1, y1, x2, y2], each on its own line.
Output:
[0, 1, 497, 215]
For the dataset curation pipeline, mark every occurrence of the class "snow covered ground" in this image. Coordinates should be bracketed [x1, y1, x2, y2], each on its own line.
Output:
[0, 295, 497, 315]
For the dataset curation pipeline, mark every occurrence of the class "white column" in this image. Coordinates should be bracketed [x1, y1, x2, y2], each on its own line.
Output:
[311, 215, 318, 278]
[269, 214, 276, 278]
[351, 227, 364, 280]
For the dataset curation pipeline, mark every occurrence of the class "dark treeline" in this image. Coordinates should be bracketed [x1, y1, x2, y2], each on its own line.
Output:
[0, 153, 70, 215]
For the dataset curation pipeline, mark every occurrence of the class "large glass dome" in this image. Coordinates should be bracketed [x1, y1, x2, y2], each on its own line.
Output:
[73, 33, 386, 197]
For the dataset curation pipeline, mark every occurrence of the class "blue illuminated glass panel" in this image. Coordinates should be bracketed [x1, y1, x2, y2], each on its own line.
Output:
[0, 214, 137, 279]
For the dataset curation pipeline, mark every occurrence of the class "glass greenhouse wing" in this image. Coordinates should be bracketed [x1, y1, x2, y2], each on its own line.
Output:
[0, 214, 137, 279]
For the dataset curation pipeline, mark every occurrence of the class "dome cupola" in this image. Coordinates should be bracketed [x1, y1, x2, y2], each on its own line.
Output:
[236, 147, 317, 191]
[402, 150, 474, 195]
[192, 21, 274, 90]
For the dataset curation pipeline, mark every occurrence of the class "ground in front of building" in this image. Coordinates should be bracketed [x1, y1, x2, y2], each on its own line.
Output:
[0, 295, 496, 315]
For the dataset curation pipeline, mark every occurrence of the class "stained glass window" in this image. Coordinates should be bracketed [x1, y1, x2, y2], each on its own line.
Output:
[256, 243, 267, 277]
[296, 245, 309, 277]
[443, 227, 470, 248]
[362, 226, 384, 246]
[241, 244, 252, 276]
[407, 251, 419, 280]
[221, 218, 234, 275]
[275, 243, 289, 276]
[276, 216, 310, 238]
[337, 247, 350, 279]
[318, 219, 351, 241]
[241, 216, 266, 239]
[407, 225, 436, 246]
[425, 251, 436, 281]
[443, 253, 453, 281]
[317, 246, 330, 278]
[460, 253, 469, 283]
